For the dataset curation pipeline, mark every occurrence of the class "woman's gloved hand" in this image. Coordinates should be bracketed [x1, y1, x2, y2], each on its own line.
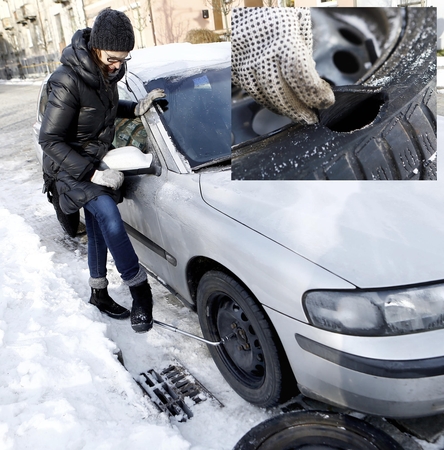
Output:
[134, 89, 166, 116]
[91, 169, 124, 190]
[231, 7, 335, 125]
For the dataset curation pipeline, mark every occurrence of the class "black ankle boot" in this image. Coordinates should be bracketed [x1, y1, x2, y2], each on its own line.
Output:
[129, 281, 153, 333]
[90, 288, 130, 319]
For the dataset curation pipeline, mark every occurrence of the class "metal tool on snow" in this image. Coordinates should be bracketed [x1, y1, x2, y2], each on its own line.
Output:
[153, 319, 234, 346]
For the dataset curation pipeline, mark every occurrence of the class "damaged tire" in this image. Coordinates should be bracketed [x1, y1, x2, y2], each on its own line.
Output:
[231, 7, 437, 180]
[233, 411, 404, 450]
[196, 271, 294, 407]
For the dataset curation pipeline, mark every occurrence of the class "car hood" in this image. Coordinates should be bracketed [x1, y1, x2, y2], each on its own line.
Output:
[200, 116, 444, 289]
[201, 173, 444, 288]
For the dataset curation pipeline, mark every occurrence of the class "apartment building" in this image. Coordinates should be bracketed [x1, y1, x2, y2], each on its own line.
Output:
[0, 0, 227, 78]
[0, 0, 442, 79]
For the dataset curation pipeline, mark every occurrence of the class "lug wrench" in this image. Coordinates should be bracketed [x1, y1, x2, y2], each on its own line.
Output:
[153, 319, 234, 346]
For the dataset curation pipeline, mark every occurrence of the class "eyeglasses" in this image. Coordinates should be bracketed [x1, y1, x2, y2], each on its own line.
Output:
[103, 50, 132, 64]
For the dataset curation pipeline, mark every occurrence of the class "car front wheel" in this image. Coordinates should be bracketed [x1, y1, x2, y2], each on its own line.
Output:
[197, 270, 288, 407]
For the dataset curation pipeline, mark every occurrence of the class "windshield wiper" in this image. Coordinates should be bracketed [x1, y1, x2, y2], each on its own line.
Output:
[192, 155, 231, 171]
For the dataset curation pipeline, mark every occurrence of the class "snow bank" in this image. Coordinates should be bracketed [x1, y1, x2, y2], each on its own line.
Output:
[0, 208, 190, 450]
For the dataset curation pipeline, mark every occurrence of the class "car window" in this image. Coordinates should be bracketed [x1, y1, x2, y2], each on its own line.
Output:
[113, 117, 147, 152]
[145, 66, 230, 168]
[118, 85, 134, 102]
[38, 83, 49, 122]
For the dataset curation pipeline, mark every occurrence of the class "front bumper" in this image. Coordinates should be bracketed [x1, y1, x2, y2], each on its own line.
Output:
[266, 307, 444, 418]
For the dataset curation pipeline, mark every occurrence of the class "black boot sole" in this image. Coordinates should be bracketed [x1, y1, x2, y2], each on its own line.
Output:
[105, 309, 131, 320]
[97, 308, 130, 320]
[131, 318, 153, 333]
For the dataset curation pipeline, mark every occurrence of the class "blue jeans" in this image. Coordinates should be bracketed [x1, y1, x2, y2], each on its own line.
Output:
[84, 194, 139, 282]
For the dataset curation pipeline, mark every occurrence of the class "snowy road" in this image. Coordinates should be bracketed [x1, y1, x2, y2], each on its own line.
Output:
[0, 81, 443, 450]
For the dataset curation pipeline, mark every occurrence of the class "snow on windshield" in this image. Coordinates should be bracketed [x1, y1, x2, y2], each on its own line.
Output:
[127, 42, 231, 82]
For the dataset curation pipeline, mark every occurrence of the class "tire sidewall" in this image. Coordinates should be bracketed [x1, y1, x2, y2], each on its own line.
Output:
[233, 411, 404, 450]
[196, 270, 283, 407]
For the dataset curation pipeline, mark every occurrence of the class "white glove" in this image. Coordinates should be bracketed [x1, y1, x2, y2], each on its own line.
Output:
[91, 169, 124, 190]
[231, 7, 335, 125]
[134, 89, 166, 116]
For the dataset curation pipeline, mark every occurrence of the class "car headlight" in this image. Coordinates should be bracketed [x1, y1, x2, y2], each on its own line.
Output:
[303, 283, 444, 336]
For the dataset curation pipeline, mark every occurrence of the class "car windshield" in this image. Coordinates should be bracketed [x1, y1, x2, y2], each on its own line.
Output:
[145, 66, 230, 168]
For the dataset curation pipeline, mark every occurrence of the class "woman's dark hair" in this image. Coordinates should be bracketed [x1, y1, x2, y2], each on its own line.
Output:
[90, 47, 109, 80]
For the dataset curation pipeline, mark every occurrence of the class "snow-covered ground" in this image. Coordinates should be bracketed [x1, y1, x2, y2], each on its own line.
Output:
[0, 81, 273, 450]
[0, 79, 443, 450]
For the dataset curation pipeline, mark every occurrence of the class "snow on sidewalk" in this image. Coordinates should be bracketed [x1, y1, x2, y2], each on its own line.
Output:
[0, 208, 191, 450]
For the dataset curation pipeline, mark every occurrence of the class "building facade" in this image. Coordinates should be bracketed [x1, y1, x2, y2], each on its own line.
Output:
[0, 0, 230, 79]
[0, 0, 442, 79]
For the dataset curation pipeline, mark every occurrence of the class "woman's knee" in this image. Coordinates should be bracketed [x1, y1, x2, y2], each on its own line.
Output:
[86, 196, 124, 234]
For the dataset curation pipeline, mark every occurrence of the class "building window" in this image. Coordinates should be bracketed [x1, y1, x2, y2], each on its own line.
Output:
[43, 19, 53, 44]
[54, 13, 66, 51]
[67, 8, 76, 36]
[26, 28, 33, 48]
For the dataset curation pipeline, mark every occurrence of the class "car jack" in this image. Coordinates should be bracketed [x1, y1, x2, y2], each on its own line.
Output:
[153, 319, 234, 346]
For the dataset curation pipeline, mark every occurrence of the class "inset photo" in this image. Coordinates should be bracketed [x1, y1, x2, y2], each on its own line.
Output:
[231, 7, 437, 180]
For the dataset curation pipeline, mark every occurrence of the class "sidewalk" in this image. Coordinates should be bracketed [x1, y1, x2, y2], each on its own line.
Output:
[0, 76, 45, 86]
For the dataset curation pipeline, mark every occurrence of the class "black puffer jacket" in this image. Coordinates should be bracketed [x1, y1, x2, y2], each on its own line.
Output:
[39, 28, 136, 215]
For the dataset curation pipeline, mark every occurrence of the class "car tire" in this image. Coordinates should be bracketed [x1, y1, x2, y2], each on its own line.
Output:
[196, 270, 291, 408]
[233, 411, 404, 450]
[231, 7, 436, 180]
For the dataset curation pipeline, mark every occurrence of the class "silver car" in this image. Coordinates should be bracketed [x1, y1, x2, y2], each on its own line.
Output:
[33, 42, 444, 419]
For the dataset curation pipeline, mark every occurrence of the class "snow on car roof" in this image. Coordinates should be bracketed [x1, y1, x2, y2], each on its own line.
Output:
[126, 42, 231, 81]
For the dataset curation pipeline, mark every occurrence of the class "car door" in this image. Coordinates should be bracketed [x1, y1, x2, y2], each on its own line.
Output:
[111, 117, 172, 288]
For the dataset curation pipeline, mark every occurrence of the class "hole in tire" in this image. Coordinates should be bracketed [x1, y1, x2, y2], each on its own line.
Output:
[322, 77, 336, 87]
[333, 51, 360, 74]
[324, 93, 385, 132]
[339, 27, 364, 45]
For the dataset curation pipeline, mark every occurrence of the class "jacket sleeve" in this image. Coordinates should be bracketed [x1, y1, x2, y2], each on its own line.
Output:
[39, 69, 95, 181]
[117, 99, 137, 119]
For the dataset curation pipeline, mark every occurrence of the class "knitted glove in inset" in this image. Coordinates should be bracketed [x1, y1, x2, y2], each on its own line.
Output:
[231, 7, 335, 125]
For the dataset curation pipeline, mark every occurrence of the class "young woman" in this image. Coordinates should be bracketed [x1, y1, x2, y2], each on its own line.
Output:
[39, 8, 165, 333]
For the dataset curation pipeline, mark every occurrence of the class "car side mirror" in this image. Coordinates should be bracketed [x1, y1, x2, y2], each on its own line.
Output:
[100, 146, 161, 176]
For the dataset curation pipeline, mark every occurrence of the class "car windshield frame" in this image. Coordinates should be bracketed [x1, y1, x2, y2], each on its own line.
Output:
[144, 65, 230, 169]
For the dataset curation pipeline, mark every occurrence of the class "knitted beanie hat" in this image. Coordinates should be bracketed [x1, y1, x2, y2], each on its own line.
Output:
[90, 8, 135, 52]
